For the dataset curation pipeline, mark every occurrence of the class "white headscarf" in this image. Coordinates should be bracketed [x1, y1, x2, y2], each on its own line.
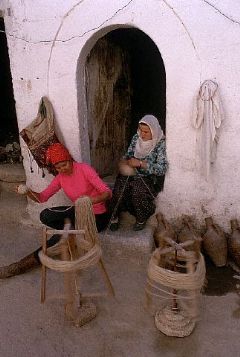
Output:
[134, 114, 164, 159]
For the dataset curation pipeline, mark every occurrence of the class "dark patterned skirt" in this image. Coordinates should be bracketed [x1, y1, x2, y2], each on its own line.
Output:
[108, 174, 164, 223]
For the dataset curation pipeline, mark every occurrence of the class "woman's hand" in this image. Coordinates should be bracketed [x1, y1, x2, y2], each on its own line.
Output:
[128, 158, 147, 169]
[15, 184, 28, 195]
[15, 185, 41, 203]
[118, 158, 147, 171]
[127, 158, 141, 168]
[90, 191, 111, 205]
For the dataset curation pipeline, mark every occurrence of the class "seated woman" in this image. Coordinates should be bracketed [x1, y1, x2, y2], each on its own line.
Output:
[109, 114, 168, 231]
[0, 142, 111, 278]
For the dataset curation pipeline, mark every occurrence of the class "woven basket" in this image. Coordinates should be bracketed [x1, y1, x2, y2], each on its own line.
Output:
[203, 217, 227, 267]
[155, 306, 195, 337]
[228, 220, 240, 267]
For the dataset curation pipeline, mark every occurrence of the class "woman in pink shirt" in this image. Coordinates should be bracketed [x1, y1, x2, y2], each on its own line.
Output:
[36, 143, 111, 231]
[0, 143, 111, 278]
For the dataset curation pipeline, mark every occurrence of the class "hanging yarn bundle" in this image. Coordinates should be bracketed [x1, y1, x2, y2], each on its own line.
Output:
[145, 238, 206, 337]
[192, 80, 223, 179]
[75, 196, 99, 246]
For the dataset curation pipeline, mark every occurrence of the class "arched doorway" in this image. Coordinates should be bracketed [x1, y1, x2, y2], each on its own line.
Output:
[0, 17, 21, 163]
[84, 28, 166, 179]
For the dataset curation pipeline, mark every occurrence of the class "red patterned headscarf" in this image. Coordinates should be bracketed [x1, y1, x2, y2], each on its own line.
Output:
[46, 143, 72, 165]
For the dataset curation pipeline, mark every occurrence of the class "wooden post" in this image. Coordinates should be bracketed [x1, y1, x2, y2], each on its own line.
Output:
[61, 219, 79, 320]
[186, 252, 198, 319]
[172, 248, 179, 313]
[98, 258, 115, 297]
[40, 227, 47, 303]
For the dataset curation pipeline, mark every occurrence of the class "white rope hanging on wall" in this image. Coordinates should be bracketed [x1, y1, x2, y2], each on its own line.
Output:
[192, 79, 223, 179]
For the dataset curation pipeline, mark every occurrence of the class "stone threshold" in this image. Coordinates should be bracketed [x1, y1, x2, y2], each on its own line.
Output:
[99, 212, 156, 263]
[0, 163, 26, 193]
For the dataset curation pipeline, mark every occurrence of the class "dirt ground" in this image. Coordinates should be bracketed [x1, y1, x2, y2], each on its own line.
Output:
[0, 193, 239, 357]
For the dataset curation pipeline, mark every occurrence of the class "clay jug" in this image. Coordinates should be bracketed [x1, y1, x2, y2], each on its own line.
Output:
[154, 213, 177, 270]
[178, 215, 202, 257]
[154, 213, 176, 248]
[228, 219, 240, 267]
[203, 217, 227, 267]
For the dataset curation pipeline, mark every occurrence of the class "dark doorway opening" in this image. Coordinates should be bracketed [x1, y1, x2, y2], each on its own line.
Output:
[0, 18, 21, 163]
[84, 27, 166, 178]
[107, 28, 166, 139]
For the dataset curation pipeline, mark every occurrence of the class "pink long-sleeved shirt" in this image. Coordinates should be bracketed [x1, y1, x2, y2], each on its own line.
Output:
[38, 162, 111, 214]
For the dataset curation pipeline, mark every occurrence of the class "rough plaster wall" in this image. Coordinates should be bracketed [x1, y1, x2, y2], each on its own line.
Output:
[158, 0, 240, 227]
[1, 0, 240, 227]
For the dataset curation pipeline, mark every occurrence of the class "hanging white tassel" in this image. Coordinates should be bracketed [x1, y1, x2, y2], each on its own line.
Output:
[192, 79, 223, 179]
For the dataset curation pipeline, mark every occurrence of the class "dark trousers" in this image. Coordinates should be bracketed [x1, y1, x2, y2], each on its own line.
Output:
[34, 206, 110, 261]
[109, 175, 163, 223]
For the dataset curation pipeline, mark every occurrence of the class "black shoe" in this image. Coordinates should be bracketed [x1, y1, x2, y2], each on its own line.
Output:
[109, 218, 119, 231]
[133, 221, 146, 231]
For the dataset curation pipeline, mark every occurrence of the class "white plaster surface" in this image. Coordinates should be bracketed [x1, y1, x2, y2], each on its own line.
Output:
[1, 0, 240, 228]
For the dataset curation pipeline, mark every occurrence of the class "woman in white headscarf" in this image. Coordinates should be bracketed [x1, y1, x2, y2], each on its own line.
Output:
[109, 114, 168, 231]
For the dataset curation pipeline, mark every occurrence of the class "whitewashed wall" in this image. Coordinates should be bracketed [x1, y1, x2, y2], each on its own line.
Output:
[1, 0, 240, 227]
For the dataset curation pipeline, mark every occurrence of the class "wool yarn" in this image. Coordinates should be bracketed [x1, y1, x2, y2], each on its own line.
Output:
[17, 184, 28, 194]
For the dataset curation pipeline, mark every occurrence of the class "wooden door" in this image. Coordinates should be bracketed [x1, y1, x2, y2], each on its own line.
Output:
[85, 38, 131, 177]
